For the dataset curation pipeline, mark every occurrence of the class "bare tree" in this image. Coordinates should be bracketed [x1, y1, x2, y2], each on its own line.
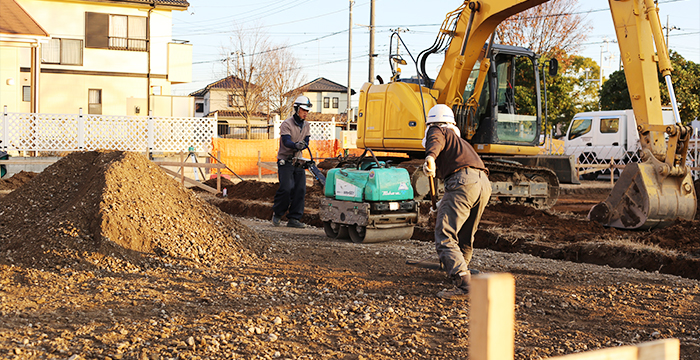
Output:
[496, 0, 591, 61]
[221, 23, 275, 138]
[265, 47, 306, 119]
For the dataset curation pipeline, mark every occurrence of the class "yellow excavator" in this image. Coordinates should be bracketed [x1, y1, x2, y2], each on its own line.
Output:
[357, 0, 696, 230]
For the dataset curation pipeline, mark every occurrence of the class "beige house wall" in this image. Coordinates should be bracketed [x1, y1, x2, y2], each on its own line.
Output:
[0, 45, 23, 111]
[2, 0, 190, 115]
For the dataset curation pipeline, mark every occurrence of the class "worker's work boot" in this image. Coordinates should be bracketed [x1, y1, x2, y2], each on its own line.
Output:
[271, 214, 281, 227]
[287, 218, 306, 228]
[436, 271, 471, 300]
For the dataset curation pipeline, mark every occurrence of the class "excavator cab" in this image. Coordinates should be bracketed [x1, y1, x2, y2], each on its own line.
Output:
[459, 45, 542, 152]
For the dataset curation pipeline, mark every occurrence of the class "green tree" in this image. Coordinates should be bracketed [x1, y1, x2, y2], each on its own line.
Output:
[659, 51, 700, 123]
[600, 51, 700, 124]
[545, 55, 600, 135]
[599, 69, 631, 111]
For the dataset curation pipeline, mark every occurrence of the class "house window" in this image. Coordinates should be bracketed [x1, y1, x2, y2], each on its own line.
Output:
[217, 123, 229, 137]
[228, 94, 240, 107]
[22, 86, 31, 102]
[332, 97, 339, 109]
[323, 97, 330, 109]
[85, 12, 147, 51]
[42, 38, 83, 65]
[88, 89, 102, 115]
[195, 103, 204, 113]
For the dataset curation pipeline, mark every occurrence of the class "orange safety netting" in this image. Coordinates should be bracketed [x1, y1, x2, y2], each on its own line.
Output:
[210, 138, 344, 176]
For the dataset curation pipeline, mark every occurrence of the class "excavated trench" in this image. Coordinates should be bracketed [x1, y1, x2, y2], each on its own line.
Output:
[208, 178, 700, 281]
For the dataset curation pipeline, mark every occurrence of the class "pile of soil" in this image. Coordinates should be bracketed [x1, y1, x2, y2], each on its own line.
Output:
[0, 170, 38, 190]
[0, 151, 267, 272]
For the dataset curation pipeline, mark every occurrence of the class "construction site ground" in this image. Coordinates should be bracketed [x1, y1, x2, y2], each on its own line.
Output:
[0, 151, 699, 360]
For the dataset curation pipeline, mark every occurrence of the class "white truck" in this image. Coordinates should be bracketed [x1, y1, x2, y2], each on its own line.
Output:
[564, 109, 675, 180]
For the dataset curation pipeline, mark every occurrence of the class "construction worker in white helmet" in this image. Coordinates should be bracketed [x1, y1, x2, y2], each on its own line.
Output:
[422, 104, 491, 300]
[272, 95, 313, 228]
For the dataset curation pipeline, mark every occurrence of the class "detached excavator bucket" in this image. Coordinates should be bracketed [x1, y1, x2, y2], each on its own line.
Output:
[588, 161, 696, 230]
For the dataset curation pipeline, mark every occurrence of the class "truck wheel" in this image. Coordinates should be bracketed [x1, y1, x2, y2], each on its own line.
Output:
[323, 221, 349, 240]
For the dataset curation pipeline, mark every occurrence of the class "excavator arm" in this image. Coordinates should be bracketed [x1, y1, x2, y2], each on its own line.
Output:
[588, 0, 696, 229]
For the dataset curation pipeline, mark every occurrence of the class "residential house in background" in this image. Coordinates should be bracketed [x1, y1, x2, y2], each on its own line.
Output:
[293, 77, 354, 116]
[190, 75, 268, 138]
[0, 0, 49, 113]
[0, 0, 193, 117]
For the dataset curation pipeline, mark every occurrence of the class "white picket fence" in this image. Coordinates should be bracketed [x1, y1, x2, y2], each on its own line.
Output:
[270, 116, 341, 141]
[2, 107, 216, 153]
[565, 143, 700, 180]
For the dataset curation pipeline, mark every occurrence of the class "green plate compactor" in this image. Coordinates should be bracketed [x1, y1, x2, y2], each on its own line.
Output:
[319, 149, 418, 243]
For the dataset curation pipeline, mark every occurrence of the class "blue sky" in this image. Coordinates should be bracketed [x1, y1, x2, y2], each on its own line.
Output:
[171, 0, 700, 107]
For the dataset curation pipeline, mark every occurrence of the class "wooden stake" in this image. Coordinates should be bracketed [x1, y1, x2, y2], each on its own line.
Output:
[548, 346, 636, 359]
[217, 150, 221, 191]
[470, 273, 515, 360]
[258, 150, 262, 181]
[179, 152, 185, 186]
[611, 156, 615, 186]
[637, 339, 680, 360]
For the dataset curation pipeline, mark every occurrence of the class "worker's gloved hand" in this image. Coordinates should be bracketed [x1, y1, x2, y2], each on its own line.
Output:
[430, 199, 442, 214]
[294, 141, 307, 150]
[423, 156, 436, 177]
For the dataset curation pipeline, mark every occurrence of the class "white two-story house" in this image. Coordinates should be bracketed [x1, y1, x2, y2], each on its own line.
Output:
[0, 0, 192, 116]
[293, 77, 354, 116]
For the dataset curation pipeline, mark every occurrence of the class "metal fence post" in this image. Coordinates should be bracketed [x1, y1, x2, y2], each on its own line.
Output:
[147, 110, 154, 152]
[2, 105, 7, 151]
[77, 108, 85, 150]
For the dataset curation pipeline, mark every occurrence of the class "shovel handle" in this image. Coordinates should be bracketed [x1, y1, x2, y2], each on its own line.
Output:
[429, 175, 437, 210]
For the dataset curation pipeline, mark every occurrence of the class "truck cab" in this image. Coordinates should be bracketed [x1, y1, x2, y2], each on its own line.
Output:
[565, 109, 675, 179]
[565, 110, 637, 163]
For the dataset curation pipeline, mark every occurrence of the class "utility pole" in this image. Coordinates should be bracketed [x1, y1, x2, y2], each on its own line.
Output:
[664, 15, 680, 47]
[368, 0, 375, 82]
[347, 0, 353, 130]
[391, 28, 409, 56]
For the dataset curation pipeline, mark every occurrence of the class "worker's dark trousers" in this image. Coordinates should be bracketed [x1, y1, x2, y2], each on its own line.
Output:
[273, 161, 307, 220]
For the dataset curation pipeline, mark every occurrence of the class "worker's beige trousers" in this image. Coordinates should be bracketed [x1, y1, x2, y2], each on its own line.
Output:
[434, 167, 491, 279]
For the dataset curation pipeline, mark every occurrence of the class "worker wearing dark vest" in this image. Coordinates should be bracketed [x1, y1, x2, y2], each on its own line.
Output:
[272, 96, 312, 228]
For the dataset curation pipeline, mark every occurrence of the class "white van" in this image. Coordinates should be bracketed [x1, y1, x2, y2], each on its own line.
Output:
[564, 109, 676, 179]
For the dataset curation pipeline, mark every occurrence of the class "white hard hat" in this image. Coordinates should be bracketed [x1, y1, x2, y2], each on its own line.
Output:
[293, 95, 312, 111]
[426, 104, 456, 125]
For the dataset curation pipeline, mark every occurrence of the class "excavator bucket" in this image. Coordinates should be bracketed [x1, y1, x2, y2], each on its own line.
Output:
[588, 161, 696, 230]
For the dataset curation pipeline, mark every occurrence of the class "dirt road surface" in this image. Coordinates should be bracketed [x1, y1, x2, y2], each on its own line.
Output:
[0, 151, 699, 360]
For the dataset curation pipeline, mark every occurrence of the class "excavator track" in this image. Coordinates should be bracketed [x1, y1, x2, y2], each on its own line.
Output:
[483, 160, 560, 210]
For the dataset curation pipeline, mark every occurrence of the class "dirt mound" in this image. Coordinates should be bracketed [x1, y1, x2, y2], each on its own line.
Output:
[214, 179, 326, 203]
[480, 203, 615, 244]
[0, 151, 267, 272]
[0, 170, 38, 190]
[638, 219, 700, 255]
[201, 176, 236, 189]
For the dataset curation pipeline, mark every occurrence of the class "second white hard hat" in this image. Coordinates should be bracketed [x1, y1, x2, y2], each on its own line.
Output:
[426, 104, 456, 125]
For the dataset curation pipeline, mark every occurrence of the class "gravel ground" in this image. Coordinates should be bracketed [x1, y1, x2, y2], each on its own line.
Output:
[1, 152, 699, 360]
